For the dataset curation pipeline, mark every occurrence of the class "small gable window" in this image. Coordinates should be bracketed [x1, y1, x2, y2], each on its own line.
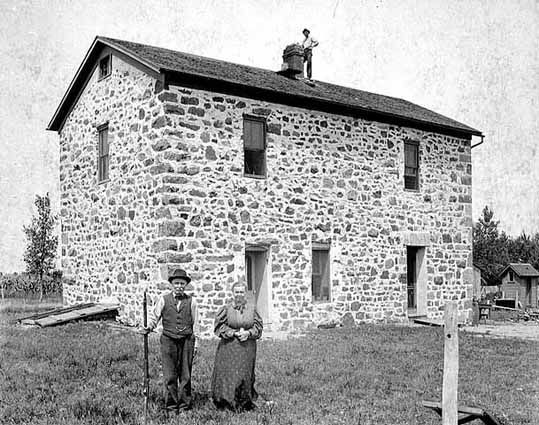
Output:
[404, 140, 419, 190]
[98, 55, 111, 80]
[243, 116, 266, 177]
[509, 270, 514, 282]
[98, 124, 109, 182]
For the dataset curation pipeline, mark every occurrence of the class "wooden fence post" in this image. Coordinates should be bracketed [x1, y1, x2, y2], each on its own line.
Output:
[442, 301, 458, 425]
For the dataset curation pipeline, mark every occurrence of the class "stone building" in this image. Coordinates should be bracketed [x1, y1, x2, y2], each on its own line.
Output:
[47, 36, 482, 335]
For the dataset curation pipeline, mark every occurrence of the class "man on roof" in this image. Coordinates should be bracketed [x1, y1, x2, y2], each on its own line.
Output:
[302, 28, 319, 80]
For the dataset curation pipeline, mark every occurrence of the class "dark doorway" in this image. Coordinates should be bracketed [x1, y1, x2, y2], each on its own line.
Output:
[526, 278, 532, 306]
[407, 246, 419, 312]
[245, 247, 270, 324]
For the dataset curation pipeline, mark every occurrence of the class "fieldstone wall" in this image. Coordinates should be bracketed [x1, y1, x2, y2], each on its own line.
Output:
[59, 54, 473, 335]
[58, 56, 166, 322]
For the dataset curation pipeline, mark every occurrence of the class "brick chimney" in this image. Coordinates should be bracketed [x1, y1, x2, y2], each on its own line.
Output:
[279, 44, 304, 77]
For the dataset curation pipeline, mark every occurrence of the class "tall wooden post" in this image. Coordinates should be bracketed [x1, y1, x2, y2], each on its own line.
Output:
[143, 291, 149, 424]
[442, 301, 458, 425]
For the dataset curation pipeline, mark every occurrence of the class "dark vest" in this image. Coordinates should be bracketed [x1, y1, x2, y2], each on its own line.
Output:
[161, 293, 193, 339]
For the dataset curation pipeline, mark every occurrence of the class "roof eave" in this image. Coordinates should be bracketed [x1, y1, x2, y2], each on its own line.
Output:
[47, 36, 161, 132]
[499, 264, 539, 278]
[163, 69, 481, 139]
[47, 36, 482, 139]
[97, 36, 161, 74]
[47, 36, 100, 132]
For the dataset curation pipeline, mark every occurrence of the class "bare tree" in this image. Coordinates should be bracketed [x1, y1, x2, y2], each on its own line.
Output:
[23, 193, 58, 301]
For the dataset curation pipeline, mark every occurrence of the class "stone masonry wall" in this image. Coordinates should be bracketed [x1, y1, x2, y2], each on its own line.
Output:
[59, 54, 473, 335]
[59, 56, 166, 322]
[150, 85, 473, 334]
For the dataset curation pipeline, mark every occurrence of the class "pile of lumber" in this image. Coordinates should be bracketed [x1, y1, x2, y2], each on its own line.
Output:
[18, 302, 119, 327]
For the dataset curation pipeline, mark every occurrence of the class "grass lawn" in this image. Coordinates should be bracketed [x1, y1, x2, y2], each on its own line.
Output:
[1, 298, 538, 425]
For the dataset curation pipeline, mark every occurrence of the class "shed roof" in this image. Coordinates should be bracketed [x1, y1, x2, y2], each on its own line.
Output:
[500, 263, 539, 278]
[47, 36, 482, 138]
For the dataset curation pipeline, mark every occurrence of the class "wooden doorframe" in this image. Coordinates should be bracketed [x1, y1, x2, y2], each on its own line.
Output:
[407, 246, 418, 312]
[406, 245, 427, 316]
[245, 245, 272, 324]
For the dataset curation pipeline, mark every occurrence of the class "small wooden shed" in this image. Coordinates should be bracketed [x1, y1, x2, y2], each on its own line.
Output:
[499, 263, 539, 309]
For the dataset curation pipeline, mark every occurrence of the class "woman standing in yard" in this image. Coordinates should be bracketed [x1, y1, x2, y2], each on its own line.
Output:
[211, 281, 263, 411]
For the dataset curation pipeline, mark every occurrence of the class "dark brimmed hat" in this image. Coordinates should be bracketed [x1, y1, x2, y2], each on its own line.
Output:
[168, 268, 191, 284]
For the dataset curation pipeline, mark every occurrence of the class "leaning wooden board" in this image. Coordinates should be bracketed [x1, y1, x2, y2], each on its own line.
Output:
[19, 303, 96, 325]
[20, 304, 119, 327]
[422, 400, 502, 425]
[36, 304, 118, 327]
[413, 317, 465, 327]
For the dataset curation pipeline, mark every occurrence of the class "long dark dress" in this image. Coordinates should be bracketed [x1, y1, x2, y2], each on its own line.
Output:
[211, 300, 263, 410]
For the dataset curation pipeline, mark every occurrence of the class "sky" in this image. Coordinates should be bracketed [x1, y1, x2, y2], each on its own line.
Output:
[0, 0, 538, 272]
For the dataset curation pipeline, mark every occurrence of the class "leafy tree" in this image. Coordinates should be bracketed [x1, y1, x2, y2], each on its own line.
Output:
[23, 193, 58, 300]
[509, 232, 539, 270]
[473, 206, 539, 285]
[473, 206, 509, 285]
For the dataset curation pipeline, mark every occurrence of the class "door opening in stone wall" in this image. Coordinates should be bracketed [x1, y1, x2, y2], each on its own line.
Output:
[245, 246, 271, 324]
[406, 245, 427, 316]
[407, 246, 418, 312]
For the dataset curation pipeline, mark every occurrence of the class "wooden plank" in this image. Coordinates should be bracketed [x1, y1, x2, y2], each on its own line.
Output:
[491, 304, 519, 312]
[414, 317, 443, 327]
[442, 301, 459, 425]
[20, 319, 40, 326]
[36, 308, 117, 327]
[458, 413, 477, 424]
[422, 400, 501, 425]
[424, 400, 480, 414]
[422, 400, 442, 414]
[413, 317, 465, 327]
[422, 400, 441, 409]
[18, 303, 96, 322]
[35, 304, 118, 327]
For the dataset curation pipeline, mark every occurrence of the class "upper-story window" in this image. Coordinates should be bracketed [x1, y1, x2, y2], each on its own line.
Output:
[509, 270, 514, 282]
[98, 55, 111, 80]
[243, 115, 266, 177]
[404, 140, 419, 190]
[98, 124, 109, 182]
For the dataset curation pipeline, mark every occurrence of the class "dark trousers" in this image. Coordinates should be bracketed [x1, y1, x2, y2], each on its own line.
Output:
[304, 48, 313, 79]
[160, 333, 194, 409]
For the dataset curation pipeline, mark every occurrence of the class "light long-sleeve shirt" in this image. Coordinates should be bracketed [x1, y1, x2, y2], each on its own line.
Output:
[302, 36, 319, 50]
[147, 293, 200, 343]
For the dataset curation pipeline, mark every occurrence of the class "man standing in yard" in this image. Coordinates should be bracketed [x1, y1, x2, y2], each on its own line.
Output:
[141, 268, 200, 412]
[302, 28, 319, 80]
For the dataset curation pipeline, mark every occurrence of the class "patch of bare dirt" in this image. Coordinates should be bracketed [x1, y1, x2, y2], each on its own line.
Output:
[463, 322, 539, 341]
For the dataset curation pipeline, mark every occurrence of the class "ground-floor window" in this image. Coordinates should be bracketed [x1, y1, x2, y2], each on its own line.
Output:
[312, 245, 330, 302]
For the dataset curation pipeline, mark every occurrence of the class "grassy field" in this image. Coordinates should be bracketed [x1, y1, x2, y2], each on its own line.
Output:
[1, 298, 538, 425]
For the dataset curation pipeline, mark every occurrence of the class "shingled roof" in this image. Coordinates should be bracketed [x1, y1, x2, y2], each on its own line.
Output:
[47, 36, 482, 137]
[500, 263, 539, 278]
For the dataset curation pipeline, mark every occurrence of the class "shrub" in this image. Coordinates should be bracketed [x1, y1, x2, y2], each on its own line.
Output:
[23, 193, 58, 300]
